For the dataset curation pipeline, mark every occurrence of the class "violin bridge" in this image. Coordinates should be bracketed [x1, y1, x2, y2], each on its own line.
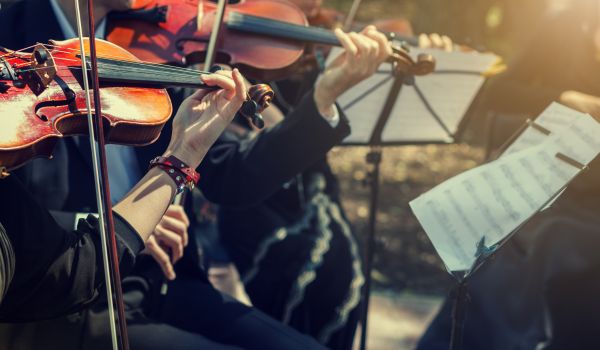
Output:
[17, 44, 57, 96]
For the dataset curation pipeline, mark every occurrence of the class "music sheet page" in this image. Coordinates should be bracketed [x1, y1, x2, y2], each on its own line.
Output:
[502, 102, 588, 156]
[410, 109, 600, 272]
[323, 47, 500, 144]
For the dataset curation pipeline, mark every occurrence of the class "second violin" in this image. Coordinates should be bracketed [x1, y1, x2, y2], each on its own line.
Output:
[107, 0, 434, 81]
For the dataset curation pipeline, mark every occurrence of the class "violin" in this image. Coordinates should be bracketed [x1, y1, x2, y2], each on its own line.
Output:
[0, 38, 274, 172]
[106, 0, 431, 81]
[296, 6, 416, 75]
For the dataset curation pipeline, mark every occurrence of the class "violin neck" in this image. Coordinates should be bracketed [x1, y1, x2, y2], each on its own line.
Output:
[94, 57, 214, 89]
[226, 12, 418, 49]
[227, 12, 341, 47]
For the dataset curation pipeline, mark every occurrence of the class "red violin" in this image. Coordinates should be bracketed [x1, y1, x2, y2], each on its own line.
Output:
[0, 38, 273, 173]
[107, 0, 433, 81]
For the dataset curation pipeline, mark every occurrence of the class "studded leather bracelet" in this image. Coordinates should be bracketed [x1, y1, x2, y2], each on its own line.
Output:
[149, 155, 200, 194]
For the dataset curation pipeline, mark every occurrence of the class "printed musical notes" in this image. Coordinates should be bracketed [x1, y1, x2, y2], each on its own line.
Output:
[410, 104, 600, 272]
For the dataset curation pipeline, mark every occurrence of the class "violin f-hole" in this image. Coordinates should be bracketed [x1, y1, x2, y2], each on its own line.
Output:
[34, 76, 77, 121]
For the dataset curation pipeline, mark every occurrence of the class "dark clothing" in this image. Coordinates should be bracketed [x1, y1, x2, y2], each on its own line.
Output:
[200, 82, 363, 348]
[199, 91, 351, 207]
[0, 176, 143, 322]
[82, 272, 325, 350]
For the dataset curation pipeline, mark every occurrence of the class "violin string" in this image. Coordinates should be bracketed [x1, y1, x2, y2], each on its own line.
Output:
[5, 43, 213, 79]
[40, 44, 215, 76]
[0, 44, 40, 59]
[4, 43, 242, 87]
[13, 60, 238, 87]
[10, 62, 230, 89]
[230, 13, 340, 46]
[16, 63, 215, 83]
[229, 14, 401, 61]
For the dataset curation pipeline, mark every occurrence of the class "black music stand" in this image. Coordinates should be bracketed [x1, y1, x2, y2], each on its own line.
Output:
[331, 47, 498, 350]
[357, 69, 406, 350]
[442, 167, 585, 350]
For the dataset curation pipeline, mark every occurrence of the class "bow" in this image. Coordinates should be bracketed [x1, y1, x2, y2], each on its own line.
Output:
[73, 0, 129, 348]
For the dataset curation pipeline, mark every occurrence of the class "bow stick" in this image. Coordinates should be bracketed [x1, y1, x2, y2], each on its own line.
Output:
[73, 0, 129, 348]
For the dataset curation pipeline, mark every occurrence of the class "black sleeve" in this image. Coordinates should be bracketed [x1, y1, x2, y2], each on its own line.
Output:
[0, 176, 144, 322]
[198, 90, 351, 208]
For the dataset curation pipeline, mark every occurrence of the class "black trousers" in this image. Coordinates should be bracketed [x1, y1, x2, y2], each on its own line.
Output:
[83, 271, 328, 350]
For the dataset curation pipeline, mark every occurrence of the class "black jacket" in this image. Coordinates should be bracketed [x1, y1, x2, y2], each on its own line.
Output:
[0, 175, 143, 322]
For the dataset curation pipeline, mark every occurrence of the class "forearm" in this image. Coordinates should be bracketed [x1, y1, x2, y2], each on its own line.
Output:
[113, 167, 178, 243]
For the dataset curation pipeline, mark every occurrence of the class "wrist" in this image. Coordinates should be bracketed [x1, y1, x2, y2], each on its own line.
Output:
[149, 155, 201, 194]
[165, 145, 203, 170]
[313, 86, 336, 118]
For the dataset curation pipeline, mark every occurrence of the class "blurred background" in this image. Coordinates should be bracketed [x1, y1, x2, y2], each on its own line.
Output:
[321, 0, 572, 348]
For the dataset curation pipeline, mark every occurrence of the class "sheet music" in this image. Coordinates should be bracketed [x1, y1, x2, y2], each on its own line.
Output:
[410, 109, 600, 272]
[502, 102, 588, 156]
[324, 47, 499, 144]
[501, 103, 589, 209]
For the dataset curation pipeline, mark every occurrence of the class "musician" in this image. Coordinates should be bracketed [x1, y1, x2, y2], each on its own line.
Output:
[193, 1, 453, 349]
[0, 0, 391, 349]
[0, 69, 248, 322]
[419, 1, 600, 349]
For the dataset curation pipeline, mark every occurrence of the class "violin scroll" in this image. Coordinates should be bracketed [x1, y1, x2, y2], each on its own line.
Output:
[390, 47, 436, 77]
[238, 83, 274, 129]
[411, 54, 436, 76]
[248, 83, 274, 113]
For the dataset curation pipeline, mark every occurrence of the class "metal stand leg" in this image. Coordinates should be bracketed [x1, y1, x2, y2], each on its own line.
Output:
[359, 147, 382, 350]
[449, 279, 469, 350]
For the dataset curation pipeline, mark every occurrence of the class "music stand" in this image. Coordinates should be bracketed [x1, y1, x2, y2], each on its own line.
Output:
[443, 162, 586, 350]
[328, 46, 499, 350]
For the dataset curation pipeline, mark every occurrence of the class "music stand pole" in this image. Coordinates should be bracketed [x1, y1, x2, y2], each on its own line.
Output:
[359, 70, 409, 350]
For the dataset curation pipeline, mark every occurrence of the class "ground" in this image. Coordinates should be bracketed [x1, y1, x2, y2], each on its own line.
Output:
[329, 144, 484, 348]
[355, 292, 444, 350]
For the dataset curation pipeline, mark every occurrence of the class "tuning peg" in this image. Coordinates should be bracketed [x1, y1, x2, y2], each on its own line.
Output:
[251, 113, 265, 129]
[13, 80, 26, 89]
[34, 49, 49, 65]
[238, 99, 265, 129]
[241, 99, 258, 116]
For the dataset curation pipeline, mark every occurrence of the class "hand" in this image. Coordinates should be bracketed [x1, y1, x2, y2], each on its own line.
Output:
[143, 205, 190, 280]
[559, 90, 600, 119]
[418, 33, 454, 52]
[314, 26, 392, 117]
[166, 69, 247, 167]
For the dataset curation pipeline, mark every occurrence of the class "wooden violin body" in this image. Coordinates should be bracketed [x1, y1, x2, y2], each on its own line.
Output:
[0, 38, 171, 171]
[107, 0, 430, 81]
[108, 0, 309, 80]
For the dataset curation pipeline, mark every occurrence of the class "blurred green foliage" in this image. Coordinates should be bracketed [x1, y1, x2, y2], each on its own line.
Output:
[328, 0, 551, 57]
